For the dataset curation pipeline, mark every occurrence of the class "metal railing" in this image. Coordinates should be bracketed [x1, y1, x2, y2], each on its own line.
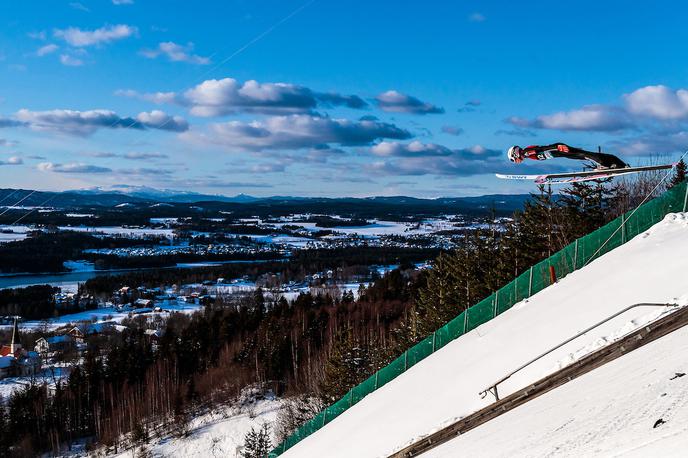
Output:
[479, 302, 679, 401]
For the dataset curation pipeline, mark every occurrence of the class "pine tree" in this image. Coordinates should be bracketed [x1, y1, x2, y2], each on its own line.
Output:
[558, 179, 611, 241]
[514, 186, 556, 263]
[242, 423, 272, 458]
[669, 159, 686, 189]
[414, 253, 463, 336]
[319, 329, 383, 401]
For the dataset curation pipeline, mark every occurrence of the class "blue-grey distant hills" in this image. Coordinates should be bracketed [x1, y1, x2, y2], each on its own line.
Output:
[0, 186, 532, 214]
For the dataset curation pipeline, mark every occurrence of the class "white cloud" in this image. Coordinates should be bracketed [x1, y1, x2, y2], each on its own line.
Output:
[624, 85, 688, 120]
[441, 125, 464, 136]
[69, 2, 90, 12]
[115, 89, 177, 104]
[371, 141, 453, 157]
[183, 77, 366, 116]
[369, 145, 503, 177]
[136, 110, 188, 132]
[122, 151, 168, 160]
[376, 90, 444, 114]
[0, 156, 23, 165]
[140, 41, 210, 65]
[609, 131, 688, 156]
[119, 77, 367, 116]
[250, 163, 286, 173]
[54, 24, 137, 47]
[184, 114, 411, 150]
[60, 54, 84, 66]
[14, 108, 188, 135]
[36, 44, 58, 57]
[38, 162, 111, 173]
[508, 105, 632, 132]
[507, 84, 688, 136]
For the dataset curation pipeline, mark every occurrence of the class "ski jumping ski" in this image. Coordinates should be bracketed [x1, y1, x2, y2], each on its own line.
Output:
[498, 143, 677, 184]
[497, 163, 677, 185]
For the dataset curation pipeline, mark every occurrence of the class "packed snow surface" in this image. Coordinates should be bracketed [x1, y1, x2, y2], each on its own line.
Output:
[282, 213, 688, 458]
[425, 324, 688, 458]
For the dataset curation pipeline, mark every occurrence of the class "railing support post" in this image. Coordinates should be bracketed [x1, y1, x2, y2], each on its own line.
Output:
[683, 182, 688, 212]
[432, 332, 436, 352]
[404, 351, 408, 371]
[574, 239, 579, 270]
[374, 372, 378, 390]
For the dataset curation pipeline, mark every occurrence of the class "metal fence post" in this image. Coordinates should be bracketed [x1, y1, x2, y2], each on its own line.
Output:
[404, 350, 408, 371]
[322, 410, 327, 426]
[683, 183, 688, 212]
[621, 214, 626, 244]
[574, 239, 579, 270]
[528, 266, 533, 297]
[432, 332, 436, 352]
[514, 276, 518, 301]
[374, 372, 378, 390]
[464, 308, 469, 332]
[349, 390, 353, 407]
[493, 291, 498, 317]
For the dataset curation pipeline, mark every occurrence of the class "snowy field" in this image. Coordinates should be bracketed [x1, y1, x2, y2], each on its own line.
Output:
[0, 225, 33, 243]
[8, 302, 203, 332]
[0, 224, 175, 244]
[282, 213, 688, 457]
[426, 324, 688, 458]
[0, 366, 70, 400]
[272, 217, 474, 238]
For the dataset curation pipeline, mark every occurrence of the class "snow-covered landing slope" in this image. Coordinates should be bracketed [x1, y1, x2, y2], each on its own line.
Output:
[425, 323, 688, 458]
[283, 213, 688, 458]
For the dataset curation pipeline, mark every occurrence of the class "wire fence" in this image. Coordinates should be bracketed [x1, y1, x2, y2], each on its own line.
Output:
[269, 180, 688, 457]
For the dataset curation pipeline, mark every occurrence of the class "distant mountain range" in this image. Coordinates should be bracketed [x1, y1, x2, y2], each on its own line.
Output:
[0, 187, 533, 214]
[68, 185, 262, 203]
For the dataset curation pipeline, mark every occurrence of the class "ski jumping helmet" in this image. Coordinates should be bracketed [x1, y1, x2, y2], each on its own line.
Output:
[507, 145, 522, 163]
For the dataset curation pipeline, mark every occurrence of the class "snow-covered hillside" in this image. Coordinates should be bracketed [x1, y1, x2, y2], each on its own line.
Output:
[425, 324, 688, 458]
[103, 390, 283, 458]
[282, 213, 688, 457]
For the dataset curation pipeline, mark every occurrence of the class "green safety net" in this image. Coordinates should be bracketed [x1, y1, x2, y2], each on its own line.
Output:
[269, 181, 688, 457]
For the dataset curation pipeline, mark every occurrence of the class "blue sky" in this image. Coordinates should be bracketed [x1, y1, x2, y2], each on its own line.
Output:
[0, 0, 686, 197]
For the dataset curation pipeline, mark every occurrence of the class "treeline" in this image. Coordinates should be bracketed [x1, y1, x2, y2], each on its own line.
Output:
[0, 285, 98, 320]
[0, 232, 142, 273]
[80, 247, 441, 296]
[0, 285, 59, 320]
[307, 216, 370, 228]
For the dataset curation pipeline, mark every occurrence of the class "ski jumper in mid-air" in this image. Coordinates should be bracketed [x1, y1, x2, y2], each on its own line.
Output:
[507, 143, 629, 169]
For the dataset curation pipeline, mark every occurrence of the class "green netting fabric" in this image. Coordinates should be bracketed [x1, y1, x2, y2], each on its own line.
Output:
[269, 181, 688, 457]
